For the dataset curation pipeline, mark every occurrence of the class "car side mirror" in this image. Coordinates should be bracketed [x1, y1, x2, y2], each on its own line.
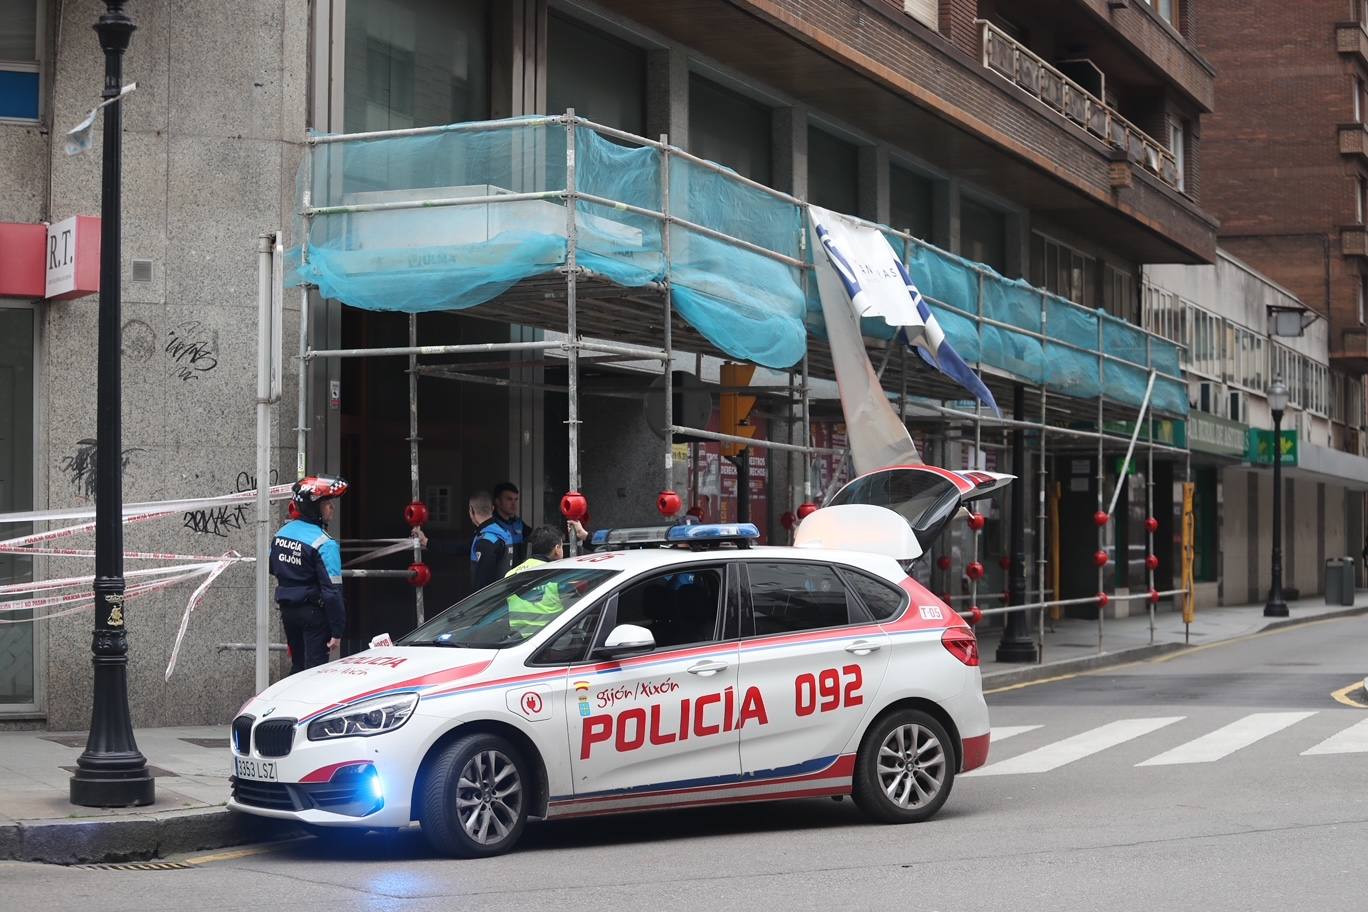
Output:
[597, 623, 655, 658]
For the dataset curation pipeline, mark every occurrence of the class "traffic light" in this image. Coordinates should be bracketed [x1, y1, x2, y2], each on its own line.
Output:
[719, 362, 757, 457]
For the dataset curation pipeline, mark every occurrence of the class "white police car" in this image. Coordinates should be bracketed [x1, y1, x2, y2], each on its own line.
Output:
[229, 466, 1000, 857]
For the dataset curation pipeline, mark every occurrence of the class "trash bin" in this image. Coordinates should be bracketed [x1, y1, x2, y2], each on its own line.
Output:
[1325, 558, 1354, 606]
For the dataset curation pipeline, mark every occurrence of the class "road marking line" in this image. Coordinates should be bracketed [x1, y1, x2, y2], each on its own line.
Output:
[1136, 712, 1316, 766]
[1303, 717, 1368, 755]
[983, 672, 1081, 695]
[964, 717, 1184, 776]
[1330, 681, 1368, 709]
[990, 725, 1042, 743]
[183, 842, 296, 866]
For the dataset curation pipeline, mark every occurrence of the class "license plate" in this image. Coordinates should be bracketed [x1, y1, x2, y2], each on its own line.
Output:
[234, 757, 278, 782]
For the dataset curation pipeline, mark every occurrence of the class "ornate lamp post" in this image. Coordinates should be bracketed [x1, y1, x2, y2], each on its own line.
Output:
[69, 1, 155, 808]
[1263, 377, 1290, 619]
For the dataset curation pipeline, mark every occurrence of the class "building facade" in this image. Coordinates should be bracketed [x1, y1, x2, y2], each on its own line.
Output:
[1, 0, 1217, 728]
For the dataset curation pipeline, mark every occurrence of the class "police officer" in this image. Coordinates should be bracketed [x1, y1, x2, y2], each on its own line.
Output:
[469, 490, 514, 591]
[503, 525, 571, 635]
[270, 475, 348, 674]
[491, 481, 531, 563]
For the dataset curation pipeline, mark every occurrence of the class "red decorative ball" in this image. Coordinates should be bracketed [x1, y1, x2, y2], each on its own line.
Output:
[937, 556, 951, 571]
[998, 556, 1011, 570]
[1094, 510, 1109, 527]
[287, 501, 300, 520]
[967, 512, 987, 531]
[939, 592, 953, 603]
[780, 511, 796, 531]
[1149, 588, 1161, 604]
[1096, 591, 1110, 608]
[966, 561, 985, 581]
[968, 606, 983, 627]
[1093, 549, 1108, 567]
[1145, 516, 1160, 534]
[657, 490, 682, 517]
[408, 562, 431, 588]
[403, 501, 428, 527]
[1145, 554, 1160, 571]
[797, 502, 818, 520]
[560, 491, 588, 522]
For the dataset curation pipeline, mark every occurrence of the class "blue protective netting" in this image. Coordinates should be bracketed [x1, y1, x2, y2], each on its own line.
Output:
[287, 116, 1186, 415]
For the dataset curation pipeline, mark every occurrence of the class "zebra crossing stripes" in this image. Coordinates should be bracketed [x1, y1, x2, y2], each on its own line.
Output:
[1302, 717, 1368, 755]
[965, 717, 1185, 777]
[988, 725, 1041, 743]
[1135, 712, 1316, 766]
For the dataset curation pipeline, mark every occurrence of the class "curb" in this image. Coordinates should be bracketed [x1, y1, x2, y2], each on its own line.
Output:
[1, 806, 299, 865]
[982, 603, 1368, 689]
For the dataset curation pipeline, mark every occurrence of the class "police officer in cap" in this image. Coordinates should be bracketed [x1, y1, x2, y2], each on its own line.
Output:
[270, 475, 348, 674]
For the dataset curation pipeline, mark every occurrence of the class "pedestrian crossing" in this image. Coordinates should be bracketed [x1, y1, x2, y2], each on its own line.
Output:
[964, 711, 1368, 777]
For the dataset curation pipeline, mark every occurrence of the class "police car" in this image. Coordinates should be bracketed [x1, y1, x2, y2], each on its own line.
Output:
[228, 465, 1003, 857]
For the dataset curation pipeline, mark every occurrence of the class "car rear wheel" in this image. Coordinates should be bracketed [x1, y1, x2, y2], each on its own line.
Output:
[853, 709, 955, 824]
[420, 733, 529, 857]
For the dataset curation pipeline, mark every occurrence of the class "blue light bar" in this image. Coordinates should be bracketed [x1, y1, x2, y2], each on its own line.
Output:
[589, 523, 760, 548]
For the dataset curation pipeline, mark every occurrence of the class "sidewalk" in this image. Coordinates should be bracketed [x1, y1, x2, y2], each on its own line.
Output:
[3, 593, 1365, 864]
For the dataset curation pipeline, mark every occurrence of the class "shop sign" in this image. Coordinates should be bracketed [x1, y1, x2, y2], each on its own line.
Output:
[45, 215, 101, 300]
[1102, 418, 1185, 448]
[1247, 429, 1298, 466]
[1188, 413, 1247, 457]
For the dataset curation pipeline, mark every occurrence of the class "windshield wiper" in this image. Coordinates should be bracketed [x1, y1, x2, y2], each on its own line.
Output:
[404, 638, 501, 648]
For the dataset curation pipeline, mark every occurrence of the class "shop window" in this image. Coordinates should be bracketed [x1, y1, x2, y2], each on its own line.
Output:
[807, 126, 859, 215]
[0, 0, 40, 121]
[548, 14, 645, 137]
[343, 0, 489, 133]
[960, 197, 1006, 273]
[689, 75, 772, 185]
[889, 164, 933, 241]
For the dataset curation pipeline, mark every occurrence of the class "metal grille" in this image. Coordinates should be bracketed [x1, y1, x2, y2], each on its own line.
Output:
[253, 718, 296, 757]
[231, 777, 296, 811]
[231, 715, 254, 754]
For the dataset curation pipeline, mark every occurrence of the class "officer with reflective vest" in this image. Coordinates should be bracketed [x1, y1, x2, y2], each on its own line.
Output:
[503, 522, 589, 633]
[270, 476, 348, 674]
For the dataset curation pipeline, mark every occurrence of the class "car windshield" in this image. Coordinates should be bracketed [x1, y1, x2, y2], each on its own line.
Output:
[398, 568, 618, 649]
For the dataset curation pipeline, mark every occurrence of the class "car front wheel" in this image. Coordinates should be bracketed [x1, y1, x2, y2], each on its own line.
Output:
[420, 733, 530, 857]
[853, 709, 955, 824]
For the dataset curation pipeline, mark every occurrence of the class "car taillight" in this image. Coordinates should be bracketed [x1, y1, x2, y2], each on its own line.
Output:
[941, 627, 979, 666]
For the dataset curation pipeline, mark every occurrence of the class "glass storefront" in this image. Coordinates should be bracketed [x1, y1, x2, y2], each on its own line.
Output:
[689, 74, 772, 185]
[547, 14, 645, 135]
[0, 306, 34, 707]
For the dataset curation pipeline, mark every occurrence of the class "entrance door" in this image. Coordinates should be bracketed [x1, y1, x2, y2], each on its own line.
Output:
[564, 564, 741, 797]
[0, 307, 35, 710]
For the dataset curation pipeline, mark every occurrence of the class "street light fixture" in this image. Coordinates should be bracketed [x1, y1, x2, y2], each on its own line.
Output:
[1263, 376, 1290, 619]
[69, 1, 155, 808]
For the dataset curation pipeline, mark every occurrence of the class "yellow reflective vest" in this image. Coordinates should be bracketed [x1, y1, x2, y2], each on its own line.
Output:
[504, 557, 563, 632]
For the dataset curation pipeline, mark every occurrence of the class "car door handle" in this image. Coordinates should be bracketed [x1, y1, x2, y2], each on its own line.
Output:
[844, 640, 881, 655]
[687, 660, 728, 676]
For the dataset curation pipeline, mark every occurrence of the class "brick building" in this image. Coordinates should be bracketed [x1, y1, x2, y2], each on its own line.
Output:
[1198, 0, 1368, 449]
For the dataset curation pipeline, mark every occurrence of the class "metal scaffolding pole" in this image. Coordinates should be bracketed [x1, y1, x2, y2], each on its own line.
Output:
[565, 110, 582, 556]
[661, 136, 675, 502]
[408, 313, 424, 626]
[1036, 292, 1050, 662]
[1096, 320, 1106, 654]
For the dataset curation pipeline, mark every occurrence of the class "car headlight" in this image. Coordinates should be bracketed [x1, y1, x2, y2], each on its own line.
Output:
[306, 693, 419, 741]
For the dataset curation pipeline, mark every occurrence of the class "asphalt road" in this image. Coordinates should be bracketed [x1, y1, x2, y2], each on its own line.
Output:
[6, 614, 1367, 912]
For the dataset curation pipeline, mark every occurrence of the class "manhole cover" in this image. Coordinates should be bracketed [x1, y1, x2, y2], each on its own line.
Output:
[76, 861, 193, 871]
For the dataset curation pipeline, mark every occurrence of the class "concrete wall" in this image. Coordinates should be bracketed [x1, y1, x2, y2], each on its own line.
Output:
[1220, 466, 1251, 604]
[25, 1, 308, 728]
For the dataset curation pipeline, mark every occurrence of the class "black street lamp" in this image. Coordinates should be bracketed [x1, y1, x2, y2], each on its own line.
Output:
[69, 1, 154, 808]
[1263, 377, 1290, 619]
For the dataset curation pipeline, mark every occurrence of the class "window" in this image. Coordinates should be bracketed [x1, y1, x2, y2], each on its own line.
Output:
[398, 567, 616, 647]
[608, 567, 724, 649]
[689, 75, 772, 185]
[1169, 119, 1186, 192]
[1357, 77, 1366, 123]
[343, 0, 489, 133]
[0, 306, 34, 706]
[1360, 274, 1367, 324]
[548, 14, 646, 136]
[807, 126, 859, 215]
[828, 468, 963, 547]
[746, 563, 855, 635]
[839, 570, 907, 621]
[1032, 233, 1097, 308]
[0, 1, 40, 121]
[1360, 175, 1368, 224]
[1104, 263, 1137, 323]
[533, 606, 602, 665]
[960, 197, 1007, 273]
[889, 164, 934, 241]
[1143, 0, 1177, 26]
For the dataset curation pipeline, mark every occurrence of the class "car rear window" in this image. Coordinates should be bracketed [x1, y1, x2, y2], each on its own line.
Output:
[839, 569, 907, 621]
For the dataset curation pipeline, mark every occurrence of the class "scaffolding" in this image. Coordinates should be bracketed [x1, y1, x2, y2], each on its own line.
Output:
[270, 110, 1195, 670]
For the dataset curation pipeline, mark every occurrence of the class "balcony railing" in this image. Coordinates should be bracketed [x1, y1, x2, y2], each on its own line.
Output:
[979, 20, 1182, 192]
